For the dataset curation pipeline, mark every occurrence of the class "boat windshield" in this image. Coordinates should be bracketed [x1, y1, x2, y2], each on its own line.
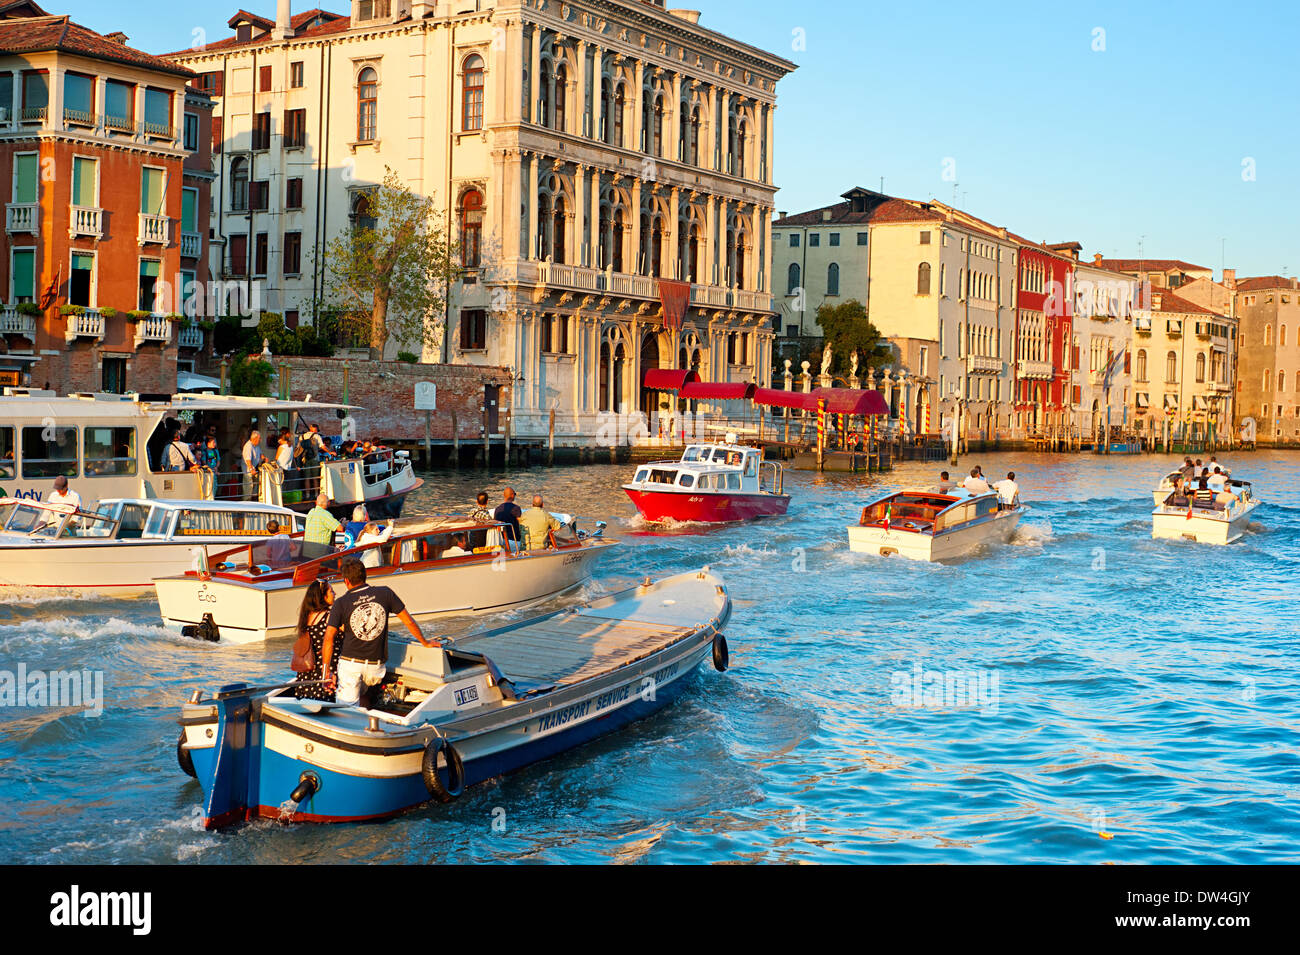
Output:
[681, 446, 709, 463]
[0, 502, 63, 537]
[55, 512, 119, 539]
[174, 508, 285, 535]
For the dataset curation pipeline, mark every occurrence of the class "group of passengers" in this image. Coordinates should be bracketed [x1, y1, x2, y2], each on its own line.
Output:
[1169, 456, 1238, 508]
[935, 466, 1021, 508]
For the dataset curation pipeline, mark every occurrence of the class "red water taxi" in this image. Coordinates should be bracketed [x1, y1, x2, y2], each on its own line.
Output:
[622, 437, 789, 524]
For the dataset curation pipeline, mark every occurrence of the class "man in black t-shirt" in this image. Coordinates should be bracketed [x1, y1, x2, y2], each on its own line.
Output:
[321, 558, 440, 706]
[493, 487, 523, 549]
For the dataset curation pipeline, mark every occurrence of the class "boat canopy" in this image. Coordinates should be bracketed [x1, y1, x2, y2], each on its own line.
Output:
[753, 387, 888, 415]
[680, 381, 755, 400]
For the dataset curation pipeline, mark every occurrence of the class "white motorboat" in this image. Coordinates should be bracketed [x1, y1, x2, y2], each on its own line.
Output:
[0, 390, 421, 518]
[0, 498, 303, 594]
[177, 569, 731, 827]
[1152, 465, 1233, 505]
[1152, 480, 1259, 545]
[154, 515, 617, 643]
[847, 487, 1023, 562]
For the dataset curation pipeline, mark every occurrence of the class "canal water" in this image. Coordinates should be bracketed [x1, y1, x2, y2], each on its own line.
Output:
[1, 451, 1297, 863]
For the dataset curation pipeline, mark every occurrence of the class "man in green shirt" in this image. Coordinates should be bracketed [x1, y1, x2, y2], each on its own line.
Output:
[303, 493, 341, 558]
[518, 494, 561, 552]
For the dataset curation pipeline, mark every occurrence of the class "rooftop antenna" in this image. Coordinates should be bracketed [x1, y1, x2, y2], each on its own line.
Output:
[879, 176, 884, 194]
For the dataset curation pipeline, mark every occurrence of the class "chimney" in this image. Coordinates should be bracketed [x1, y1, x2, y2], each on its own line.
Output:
[1093, 252, 1103, 265]
[104, 31, 129, 45]
[273, 0, 291, 41]
[1152, 292, 1162, 310]
[1222, 268, 1235, 289]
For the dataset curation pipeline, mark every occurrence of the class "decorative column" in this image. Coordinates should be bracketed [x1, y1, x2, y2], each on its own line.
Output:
[719, 89, 732, 173]
[630, 176, 643, 275]
[529, 24, 542, 123]
[591, 44, 603, 140]
[749, 202, 762, 292]
[669, 72, 682, 162]
[717, 196, 730, 287]
[632, 60, 645, 152]
[575, 39, 588, 137]
[589, 167, 601, 268]
[667, 185, 681, 279]
[526, 152, 540, 260]
[765, 103, 775, 184]
[703, 195, 717, 288]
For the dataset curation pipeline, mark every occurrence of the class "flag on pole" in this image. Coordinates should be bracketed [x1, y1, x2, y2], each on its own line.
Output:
[883, 503, 891, 532]
[39, 265, 62, 310]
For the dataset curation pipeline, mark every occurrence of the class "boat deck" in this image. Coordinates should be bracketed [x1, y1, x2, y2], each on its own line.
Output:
[458, 612, 694, 687]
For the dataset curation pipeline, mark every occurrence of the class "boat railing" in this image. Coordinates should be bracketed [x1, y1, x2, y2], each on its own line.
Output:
[760, 460, 783, 495]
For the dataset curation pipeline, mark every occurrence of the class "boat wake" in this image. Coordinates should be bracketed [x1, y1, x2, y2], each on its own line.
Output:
[1010, 520, 1054, 547]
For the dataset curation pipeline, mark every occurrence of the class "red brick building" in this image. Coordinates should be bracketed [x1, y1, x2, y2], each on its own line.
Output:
[0, 1, 211, 394]
[1012, 242, 1074, 435]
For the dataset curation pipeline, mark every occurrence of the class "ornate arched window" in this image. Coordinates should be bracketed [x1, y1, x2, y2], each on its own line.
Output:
[689, 105, 701, 166]
[1264, 323, 1273, 345]
[1195, 351, 1205, 382]
[459, 189, 484, 269]
[735, 120, 747, 179]
[462, 54, 484, 131]
[917, 262, 931, 295]
[1165, 350, 1178, 383]
[537, 190, 552, 260]
[357, 67, 377, 141]
[552, 192, 567, 265]
[787, 262, 800, 295]
[539, 58, 552, 127]
[1136, 348, 1147, 381]
[652, 95, 664, 157]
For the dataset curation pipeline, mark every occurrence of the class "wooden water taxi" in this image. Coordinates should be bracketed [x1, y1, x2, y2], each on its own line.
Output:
[622, 436, 789, 524]
[154, 515, 616, 643]
[177, 569, 731, 827]
[1152, 480, 1259, 545]
[847, 488, 1023, 562]
[0, 498, 302, 594]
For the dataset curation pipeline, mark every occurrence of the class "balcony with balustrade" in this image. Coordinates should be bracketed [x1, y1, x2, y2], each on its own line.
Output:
[69, 206, 103, 239]
[181, 231, 202, 259]
[133, 314, 172, 347]
[1016, 359, 1054, 380]
[138, 214, 170, 246]
[5, 202, 37, 235]
[966, 354, 1001, 375]
[178, 324, 203, 349]
[0, 306, 36, 338]
[522, 259, 771, 316]
[63, 309, 105, 343]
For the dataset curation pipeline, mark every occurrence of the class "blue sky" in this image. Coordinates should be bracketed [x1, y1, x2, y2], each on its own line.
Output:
[60, 0, 1299, 277]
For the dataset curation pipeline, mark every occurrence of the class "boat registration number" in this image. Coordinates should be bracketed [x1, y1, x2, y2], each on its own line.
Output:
[454, 685, 479, 706]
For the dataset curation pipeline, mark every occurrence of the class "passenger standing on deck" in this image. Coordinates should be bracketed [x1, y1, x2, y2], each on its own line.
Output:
[303, 493, 341, 558]
[291, 581, 338, 701]
[494, 487, 523, 549]
[994, 472, 1020, 507]
[321, 559, 440, 706]
[519, 495, 561, 551]
[241, 431, 263, 500]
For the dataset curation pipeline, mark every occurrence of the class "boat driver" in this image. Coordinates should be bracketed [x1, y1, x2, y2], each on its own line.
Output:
[993, 472, 1020, 508]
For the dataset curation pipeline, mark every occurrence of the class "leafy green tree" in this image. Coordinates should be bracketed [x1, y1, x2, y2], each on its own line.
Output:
[319, 167, 454, 361]
[231, 357, 274, 397]
[814, 299, 893, 377]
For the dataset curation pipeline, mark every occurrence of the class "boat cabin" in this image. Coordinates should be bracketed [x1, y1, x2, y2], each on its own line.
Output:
[630, 442, 782, 496]
[859, 490, 1001, 535]
[0, 498, 301, 543]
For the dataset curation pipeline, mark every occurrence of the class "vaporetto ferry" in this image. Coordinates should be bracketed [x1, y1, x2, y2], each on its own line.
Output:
[0, 389, 421, 517]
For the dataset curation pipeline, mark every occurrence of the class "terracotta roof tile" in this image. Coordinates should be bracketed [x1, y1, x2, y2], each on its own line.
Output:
[1095, 258, 1210, 274]
[1143, 288, 1222, 316]
[0, 14, 193, 77]
[164, 9, 350, 58]
[1234, 275, 1298, 292]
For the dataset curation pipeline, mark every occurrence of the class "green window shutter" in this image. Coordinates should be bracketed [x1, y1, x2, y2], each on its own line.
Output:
[72, 253, 95, 272]
[140, 168, 164, 214]
[12, 250, 35, 300]
[140, 259, 161, 278]
[72, 157, 96, 207]
[181, 189, 196, 232]
[14, 154, 37, 203]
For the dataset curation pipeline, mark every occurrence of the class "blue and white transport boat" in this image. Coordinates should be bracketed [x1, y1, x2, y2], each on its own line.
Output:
[177, 569, 732, 827]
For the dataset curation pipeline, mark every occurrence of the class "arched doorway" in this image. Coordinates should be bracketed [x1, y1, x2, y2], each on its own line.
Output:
[599, 332, 627, 413]
[639, 331, 661, 421]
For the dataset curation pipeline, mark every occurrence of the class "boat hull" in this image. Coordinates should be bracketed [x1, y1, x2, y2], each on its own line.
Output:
[847, 508, 1023, 561]
[156, 540, 615, 643]
[623, 487, 789, 523]
[0, 539, 266, 594]
[1152, 499, 1259, 544]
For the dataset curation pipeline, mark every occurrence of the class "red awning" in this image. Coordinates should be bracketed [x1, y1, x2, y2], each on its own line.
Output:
[679, 381, 756, 400]
[643, 368, 699, 392]
[753, 387, 814, 410]
[808, 388, 890, 416]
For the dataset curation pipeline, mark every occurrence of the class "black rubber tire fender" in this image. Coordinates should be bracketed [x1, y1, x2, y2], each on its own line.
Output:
[421, 738, 465, 803]
[712, 633, 730, 672]
[177, 732, 197, 778]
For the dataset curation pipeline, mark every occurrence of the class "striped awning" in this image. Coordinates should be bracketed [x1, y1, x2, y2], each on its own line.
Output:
[643, 368, 699, 392]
